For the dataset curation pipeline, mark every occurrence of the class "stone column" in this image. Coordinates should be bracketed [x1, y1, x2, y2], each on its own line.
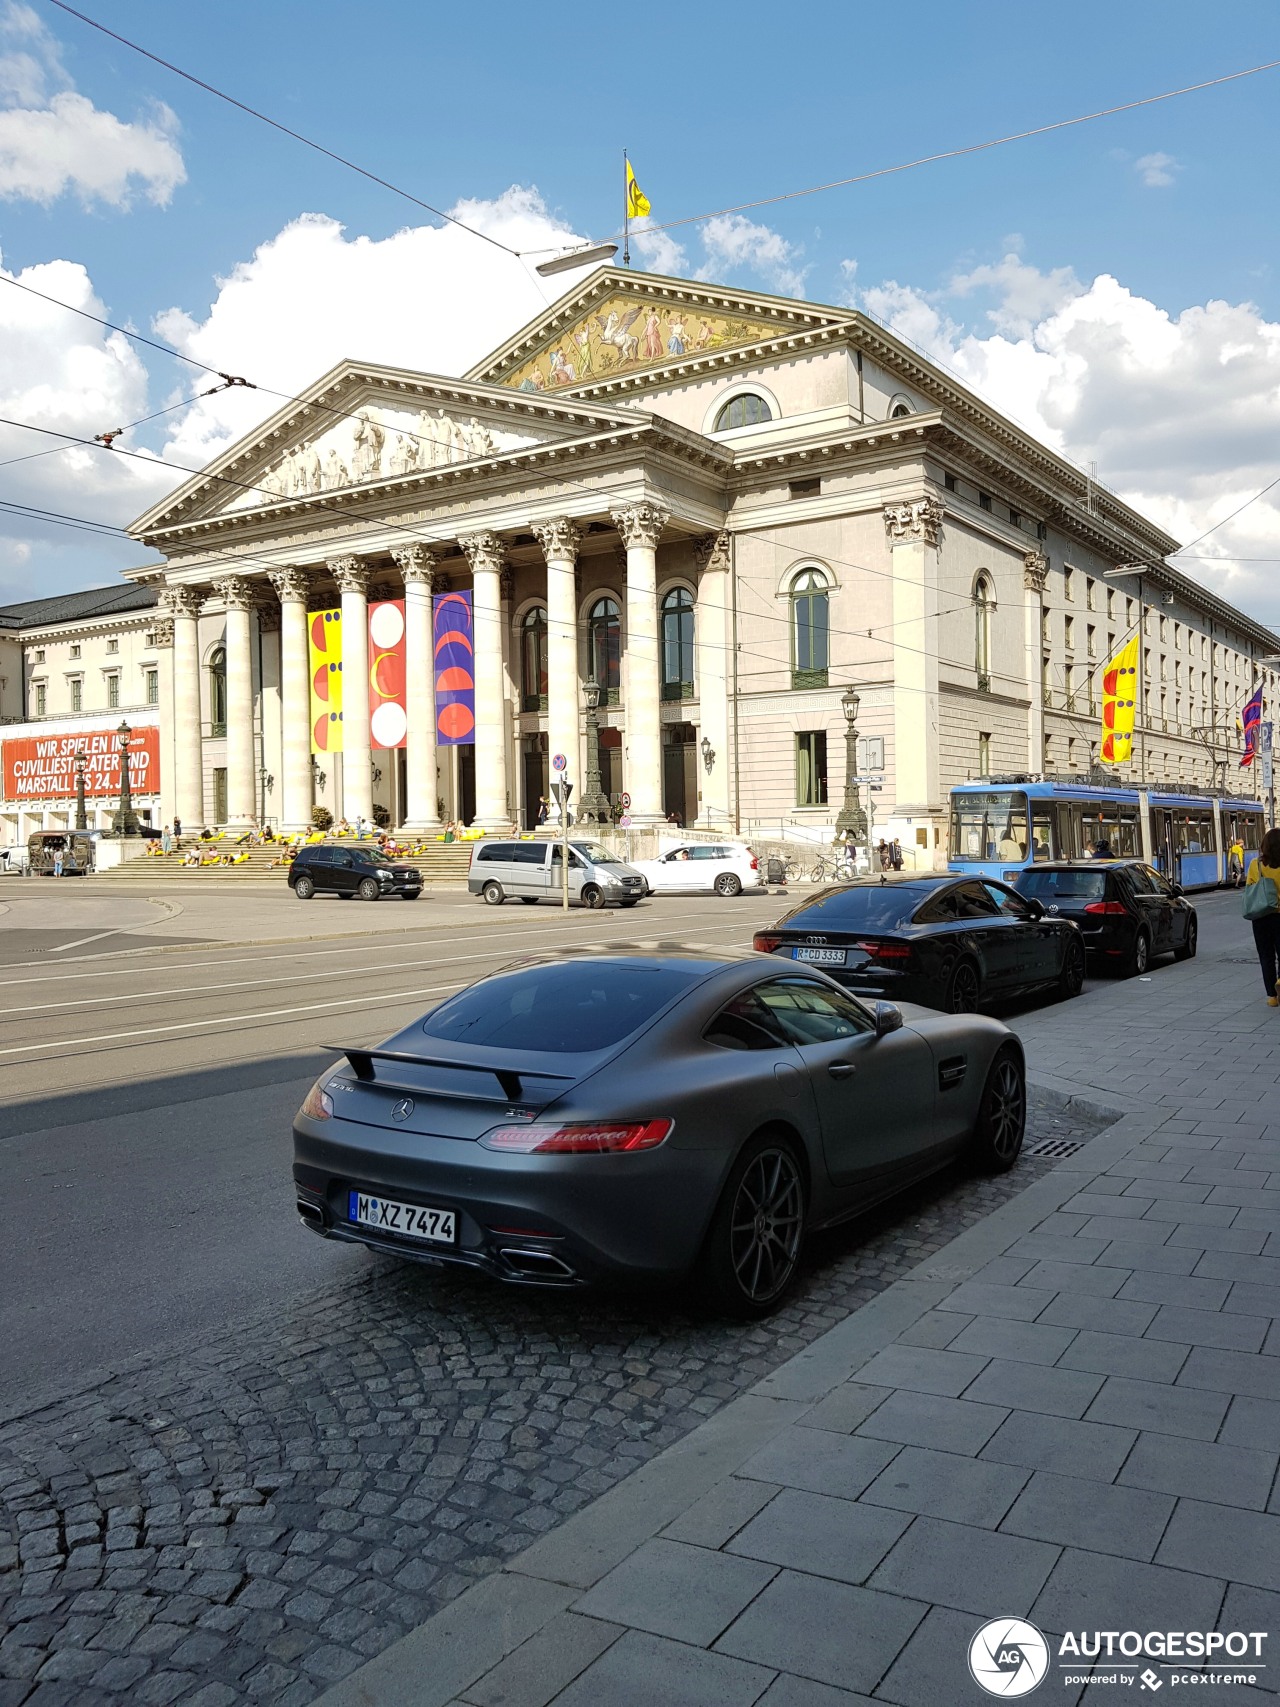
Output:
[612, 502, 669, 824]
[164, 585, 204, 832]
[694, 531, 732, 828]
[329, 556, 373, 826]
[1023, 552, 1049, 775]
[392, 544, 440, 830]
[884, 498, 943, 827]
[268, 567, 313, 832]
[214, 575, 257, 828]
[459, 530, 509, 827]
[532, 518, 582, 792]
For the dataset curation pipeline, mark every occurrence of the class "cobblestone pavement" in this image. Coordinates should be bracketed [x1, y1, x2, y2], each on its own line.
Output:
[0, 1091, 1109, 1707]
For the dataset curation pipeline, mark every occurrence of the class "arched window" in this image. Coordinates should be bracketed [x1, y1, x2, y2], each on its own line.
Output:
[791, 569, 829, 688]
[974, 574, 994, 690]
[587, 597, 620, 702]
[713, 393, 773, 431]
[661, 587, 695, 701]
[888, 394, 915, 420]
[520, 607, 548, 711]
[209, 646, 227, 736]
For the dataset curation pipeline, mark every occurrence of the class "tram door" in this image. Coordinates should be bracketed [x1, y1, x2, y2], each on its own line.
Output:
[1054, 804, 1077, 861]
[1154, 811, 1176, 880]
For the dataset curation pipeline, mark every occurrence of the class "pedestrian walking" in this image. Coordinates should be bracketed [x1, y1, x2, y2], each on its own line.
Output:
[1228, 834, 1245, 888]
[891, 838, 904, 871]
[173, 815, 182, 843]
[1244, 827, 1280, 1006]
[536, 796, 548, 826]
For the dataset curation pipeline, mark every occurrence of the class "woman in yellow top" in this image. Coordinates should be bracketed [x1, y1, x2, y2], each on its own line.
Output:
[1246, 827, 1280, 1005]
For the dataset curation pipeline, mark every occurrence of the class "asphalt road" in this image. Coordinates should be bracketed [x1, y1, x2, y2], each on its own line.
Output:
[0, 888, 782, 1417]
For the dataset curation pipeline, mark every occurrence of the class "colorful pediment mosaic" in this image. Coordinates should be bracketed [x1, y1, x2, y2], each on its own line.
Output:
[503, 295, 782, 392]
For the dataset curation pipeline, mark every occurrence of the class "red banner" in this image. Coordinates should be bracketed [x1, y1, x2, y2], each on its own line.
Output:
[2, 726, 161, 800]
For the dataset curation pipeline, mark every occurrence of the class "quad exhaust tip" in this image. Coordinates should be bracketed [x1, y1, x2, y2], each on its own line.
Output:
[498, 1246, 576, 1281]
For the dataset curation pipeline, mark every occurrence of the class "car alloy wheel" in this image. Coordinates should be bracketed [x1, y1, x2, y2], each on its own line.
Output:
[482, 880, 504, 905]
[972, 1048, 1026, 1172]
[358, 877, 381, 902]
[1175, 917, 1197, 962]
[715, 873, 742, 897]
[1129, 931, 1150, 978]
[293, 875, 314, 900]
[946, 959, 981, 1013]
[582, 885, 605, 910]
[1059, 937, 1086, 1000]
[728, 1145, 804, 1307]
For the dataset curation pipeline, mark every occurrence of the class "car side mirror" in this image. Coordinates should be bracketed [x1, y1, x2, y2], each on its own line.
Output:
[1170, 882, 1184, 897]
[1024, 897, 1045, 919]
[874, 1001, 903, 1037]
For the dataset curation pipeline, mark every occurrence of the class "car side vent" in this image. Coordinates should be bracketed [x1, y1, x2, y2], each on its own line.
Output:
[938, 1057, 967, 1092]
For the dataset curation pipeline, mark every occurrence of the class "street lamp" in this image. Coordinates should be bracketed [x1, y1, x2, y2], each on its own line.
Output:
[73, 749, 87, 832]
[116, 720, 140, 836]
[834, 686, 867, 861]
[700, 735, 715, 773]
[578, 677, 611, 824]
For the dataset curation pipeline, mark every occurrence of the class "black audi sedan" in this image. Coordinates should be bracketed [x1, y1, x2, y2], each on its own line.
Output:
[289, 843, 422, 901]
[293, 947, 1027, 1316]
[1012, 861, 1197, 977]
[754, 873, 1086, 1014]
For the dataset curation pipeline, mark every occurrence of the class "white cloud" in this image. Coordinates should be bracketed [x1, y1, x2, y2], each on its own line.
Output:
[0, 2, 184, 206]
[696, 213, 808, 298]
[1135, 151, 1180, 188]
[628, 216, 687, 278]
[851, 256, 1280, 628]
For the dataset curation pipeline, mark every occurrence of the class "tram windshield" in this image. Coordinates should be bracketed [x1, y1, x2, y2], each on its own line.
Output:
[950, 790, 1029, 863]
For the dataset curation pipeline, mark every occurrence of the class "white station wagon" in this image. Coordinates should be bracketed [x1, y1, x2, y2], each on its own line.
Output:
[630, 840, 765, 898]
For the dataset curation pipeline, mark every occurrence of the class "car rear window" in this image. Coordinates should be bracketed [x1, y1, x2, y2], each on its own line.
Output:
[785, 884, 934, 932]
[1016, 869, 1108, 901]
[421, 963, 701, 1053]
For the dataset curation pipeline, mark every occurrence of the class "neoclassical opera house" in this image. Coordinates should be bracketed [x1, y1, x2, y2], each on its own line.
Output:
[123, 267, 1277, 850]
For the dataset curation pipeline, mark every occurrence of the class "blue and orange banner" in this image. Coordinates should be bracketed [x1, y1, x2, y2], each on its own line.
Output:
[1240, 685, 1264, 768]
[433, 589, 475, 745]
[1099, 633, 1139, 766]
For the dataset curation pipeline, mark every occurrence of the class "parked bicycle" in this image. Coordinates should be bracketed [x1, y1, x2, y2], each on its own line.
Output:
[809, 851, 856, 883]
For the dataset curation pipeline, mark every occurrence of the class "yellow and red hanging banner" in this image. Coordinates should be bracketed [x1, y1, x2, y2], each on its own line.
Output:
[307, 600, 409, 753]
[1099, 633, 1139, 765]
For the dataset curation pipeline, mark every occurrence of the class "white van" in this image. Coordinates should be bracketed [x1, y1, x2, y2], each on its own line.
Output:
[467, 839, 647, 909]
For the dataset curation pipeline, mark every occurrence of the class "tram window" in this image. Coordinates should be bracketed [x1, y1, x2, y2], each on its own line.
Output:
[1233, 815, 1262, 853]
[950, 791, 1028, 862]
[1031, 807, 1053, 861]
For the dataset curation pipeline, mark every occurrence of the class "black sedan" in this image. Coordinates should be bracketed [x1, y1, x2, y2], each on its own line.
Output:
[1013, 861, 1197, 978]
[754, 874, 1086, 1014]
[293, 947, 1026, 1317]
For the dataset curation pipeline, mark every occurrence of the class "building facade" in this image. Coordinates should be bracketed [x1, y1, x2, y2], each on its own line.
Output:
[3, 270, 1275, 851]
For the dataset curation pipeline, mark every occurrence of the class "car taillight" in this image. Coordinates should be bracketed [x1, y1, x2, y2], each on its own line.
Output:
[753, 932, 781, 953]
[749, 855, 759, 870]
[856, 940, 912, 962]
[480, 1119, 673, 1154]
[300, 1078, 334, 1120]
[1083, 902, 1127, 915]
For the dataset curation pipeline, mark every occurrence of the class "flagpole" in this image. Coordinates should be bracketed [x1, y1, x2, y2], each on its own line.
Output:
[623, 149, 630, 267]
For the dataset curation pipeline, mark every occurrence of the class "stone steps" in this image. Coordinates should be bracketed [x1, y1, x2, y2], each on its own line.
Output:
[101, 838, 475, 884]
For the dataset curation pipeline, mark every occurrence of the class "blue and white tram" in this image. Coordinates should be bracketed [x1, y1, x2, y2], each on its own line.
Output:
[947, 779, 1264, 890]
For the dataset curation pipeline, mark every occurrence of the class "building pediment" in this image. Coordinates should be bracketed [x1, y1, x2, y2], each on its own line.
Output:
[469, 267, 853, 396]
[130, 362, 649, 539]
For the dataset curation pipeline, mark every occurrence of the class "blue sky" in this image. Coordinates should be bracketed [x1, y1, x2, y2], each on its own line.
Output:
[1, 0, 1278, 621]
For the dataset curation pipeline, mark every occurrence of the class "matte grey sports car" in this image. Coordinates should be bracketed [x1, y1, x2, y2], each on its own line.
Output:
[293, 947, 1026, 1316]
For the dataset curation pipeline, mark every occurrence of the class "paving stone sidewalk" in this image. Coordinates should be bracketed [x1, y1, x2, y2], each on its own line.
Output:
[322, 893, 1280, 1707]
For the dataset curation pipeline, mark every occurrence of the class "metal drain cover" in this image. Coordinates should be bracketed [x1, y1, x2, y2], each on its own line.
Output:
[1026, 1137, 1085, 1159]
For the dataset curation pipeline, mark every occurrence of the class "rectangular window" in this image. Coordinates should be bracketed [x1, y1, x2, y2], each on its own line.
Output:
[978, 491, 992, 512]
[35, 682, 46, 717]
[944, 471, 957, 491]
[1063, 568, 1074, 602]
[107, 674, 120, 708]
[1106, 588, 1115, 619]
[788, 477, 821, 499]
[34, 647, 45, 663]
[1009, 507, 1021, 526]
[1064, 616, 1075, 650]
[795, 731, 828, 806]
[71, 678, 82, 713]
[145, 668, 159, 706]
[1126, 597, 1135, 626]
[1041, 610, 1051, 646]
[1086, 578, 1095, 610]
[977, 731, 991, 773]
[106, 638, 119, 654]
[1159, 614, 1167, 642]
[1087, 624, 1097, 658]
[70, 643, 81, 660]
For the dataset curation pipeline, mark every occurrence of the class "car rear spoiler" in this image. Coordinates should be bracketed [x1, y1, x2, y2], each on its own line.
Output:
[324, 1045, 575, 1105]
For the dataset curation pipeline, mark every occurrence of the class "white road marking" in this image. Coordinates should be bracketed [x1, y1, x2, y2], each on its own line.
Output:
[46, 929, 133, 954]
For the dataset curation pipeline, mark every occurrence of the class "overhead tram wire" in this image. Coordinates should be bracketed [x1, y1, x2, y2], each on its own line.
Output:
[44, 0, 520, 258]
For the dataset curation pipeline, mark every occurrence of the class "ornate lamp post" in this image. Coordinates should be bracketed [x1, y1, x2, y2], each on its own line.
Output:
[578, 677, 611, 824]
[116, 720, 140, 836]
[73, 749, 88, 832]
[833, 686, 867, 858]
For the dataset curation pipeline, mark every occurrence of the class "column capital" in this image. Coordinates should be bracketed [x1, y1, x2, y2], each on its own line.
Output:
[611, 502, 670, 551]
[268, 566, 311, 604]
[390, 543, 439, 587]
[1023, 550, 1050, 593]
[214, 574, 256, 612]
[531, 517, 582, 562]
[328, 556, 372, 595]
[161, 584, 204, 619]
[693, 530, 731, 574]
[883, 496, 944, 548]
[458, 530, 506, 576]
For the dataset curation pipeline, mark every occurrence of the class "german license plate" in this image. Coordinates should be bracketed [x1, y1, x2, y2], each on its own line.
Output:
[348, 1190, 456, 1245]
[793, 946, 846, 966]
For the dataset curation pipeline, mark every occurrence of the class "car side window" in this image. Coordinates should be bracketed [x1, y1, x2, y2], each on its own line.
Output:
[1124, 865, 1152, 895]
[982, 881, 1033, 919]
[955, 882, 1002, 919]
[913, 889, 959, 924]
[754, 979, 875, 1046]
[690, 847, 719, 860]
[511, 844, 543, 865]
[705, 990, 792, 1051]
[305, 848, 330, 865]
[333, 851, 353, 869]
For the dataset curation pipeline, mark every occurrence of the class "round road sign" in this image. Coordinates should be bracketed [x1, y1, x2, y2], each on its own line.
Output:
[621, 791, 631, 808]
[552, 753, 567, 771]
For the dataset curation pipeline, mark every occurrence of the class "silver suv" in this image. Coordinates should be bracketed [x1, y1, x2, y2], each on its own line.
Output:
[467, 838, 647, 909]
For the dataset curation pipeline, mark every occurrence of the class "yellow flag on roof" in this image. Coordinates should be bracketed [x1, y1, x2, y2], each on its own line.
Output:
[626, 158, 651, 220]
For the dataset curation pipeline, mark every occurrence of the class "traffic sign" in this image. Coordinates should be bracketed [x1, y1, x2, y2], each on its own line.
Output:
[621, 791, 631, 808]
[552, 753, 567, 771]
